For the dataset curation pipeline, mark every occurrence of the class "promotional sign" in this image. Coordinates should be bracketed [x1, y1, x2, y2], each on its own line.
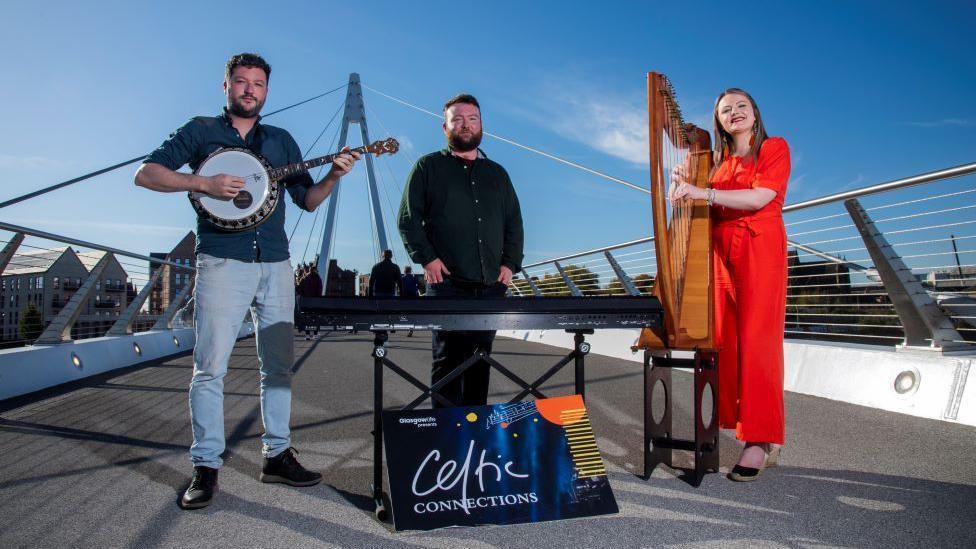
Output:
[382, 395, 618, 531]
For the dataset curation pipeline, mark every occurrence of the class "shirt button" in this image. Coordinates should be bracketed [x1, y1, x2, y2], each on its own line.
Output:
[478, 218, 482, 221]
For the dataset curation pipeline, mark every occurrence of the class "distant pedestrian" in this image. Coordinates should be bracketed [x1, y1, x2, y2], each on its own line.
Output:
[297, 265, 323, 340]
[368, 250, 402, 297]
[401, 266, 420, 298]
[401, 266, 420, 336]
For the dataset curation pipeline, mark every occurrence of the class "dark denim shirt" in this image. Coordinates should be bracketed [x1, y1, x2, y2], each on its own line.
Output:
[144, 109, 314, 262]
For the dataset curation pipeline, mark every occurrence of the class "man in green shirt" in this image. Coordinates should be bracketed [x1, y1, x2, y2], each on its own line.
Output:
[398, 94, 524, 407]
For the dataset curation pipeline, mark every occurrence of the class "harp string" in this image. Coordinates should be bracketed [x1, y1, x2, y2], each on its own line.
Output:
[660, 78, 694, 316]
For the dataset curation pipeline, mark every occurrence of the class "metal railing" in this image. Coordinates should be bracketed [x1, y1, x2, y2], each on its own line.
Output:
[0, 222, 198, 347]
[515, 162, 976, 351]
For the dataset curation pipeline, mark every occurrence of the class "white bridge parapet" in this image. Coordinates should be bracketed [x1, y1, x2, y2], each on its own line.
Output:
[497, 329, 976, 427]
[0, 323, 255, 401]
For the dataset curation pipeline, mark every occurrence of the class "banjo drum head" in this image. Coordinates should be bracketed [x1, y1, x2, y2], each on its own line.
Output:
[191, 148, 278, 230]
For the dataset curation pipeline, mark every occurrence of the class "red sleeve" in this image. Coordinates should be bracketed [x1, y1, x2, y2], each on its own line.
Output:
[751, 137, 791, 196]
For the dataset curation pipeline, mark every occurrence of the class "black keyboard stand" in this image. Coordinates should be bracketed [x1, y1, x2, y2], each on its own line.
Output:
[643, 350, 719, 486]
[368, 328, 594, 521]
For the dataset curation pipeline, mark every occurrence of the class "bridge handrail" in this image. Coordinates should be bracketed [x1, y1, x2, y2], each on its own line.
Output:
[523, 161, 976, 269]
[514, 160, 976, 352]
[0, 221, 192, 271]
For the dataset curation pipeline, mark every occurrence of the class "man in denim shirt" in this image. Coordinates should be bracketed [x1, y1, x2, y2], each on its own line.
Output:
[135, 53, 360, 510]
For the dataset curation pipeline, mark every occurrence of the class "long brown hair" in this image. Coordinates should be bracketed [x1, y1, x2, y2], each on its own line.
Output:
[713, 88, 767, 166]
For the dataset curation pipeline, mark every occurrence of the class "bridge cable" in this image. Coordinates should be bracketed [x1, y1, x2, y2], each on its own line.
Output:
[361, 104, 412, 264]
[309, 124, 344, 265]
[361, 83, 650, 195]
[371, 155, 405, 264]
[303, 123, 343, 264]
[0, 83, 347, 210]
[287, 99, 346, 244]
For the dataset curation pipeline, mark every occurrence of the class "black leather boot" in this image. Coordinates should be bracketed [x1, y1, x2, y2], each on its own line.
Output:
[181, 466, 218, 509]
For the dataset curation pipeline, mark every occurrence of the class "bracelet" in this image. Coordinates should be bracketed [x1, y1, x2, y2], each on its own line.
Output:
[706, 188, 716, 206]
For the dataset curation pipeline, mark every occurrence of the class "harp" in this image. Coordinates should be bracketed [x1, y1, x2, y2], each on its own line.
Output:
[636, 72, 720, 487]
[635, 72, 715, 351]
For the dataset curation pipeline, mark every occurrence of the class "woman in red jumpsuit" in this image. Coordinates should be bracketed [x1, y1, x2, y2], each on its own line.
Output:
[671, 88, 791, 481]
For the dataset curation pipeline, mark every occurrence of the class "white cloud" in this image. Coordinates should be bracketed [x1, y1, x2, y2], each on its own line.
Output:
[900, 118, 976, 128]
[392, 135, 415, 156]
[841, 174, 866, 191]
[0, 154, 65, 170]
[517, 80, 714, 168]
[789, 173, 808, 190]
[548, 94, 650, 166]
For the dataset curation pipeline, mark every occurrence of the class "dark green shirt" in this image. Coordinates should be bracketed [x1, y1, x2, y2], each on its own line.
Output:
[398, 149, 524, 286]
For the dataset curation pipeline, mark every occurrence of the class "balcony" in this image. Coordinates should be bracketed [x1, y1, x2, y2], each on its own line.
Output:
[104, 283, 126, 293]
[62, 281, 81, 291]
[94, 300, 119, 309]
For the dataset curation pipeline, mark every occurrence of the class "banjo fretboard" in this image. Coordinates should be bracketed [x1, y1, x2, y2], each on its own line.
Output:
[268, 144, 372, 182]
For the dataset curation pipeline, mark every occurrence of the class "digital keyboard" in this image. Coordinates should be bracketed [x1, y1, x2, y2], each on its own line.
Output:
[297, 295, 663, 331]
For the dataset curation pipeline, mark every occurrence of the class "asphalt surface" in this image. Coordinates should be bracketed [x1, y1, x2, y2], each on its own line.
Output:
[1, 332, 974, 548]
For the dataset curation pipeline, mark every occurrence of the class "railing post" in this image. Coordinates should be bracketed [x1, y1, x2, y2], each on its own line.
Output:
[605, 250, 641, 296]
[35, 254, 112, 344]
[107, 266, 164, 336]
[520, 270, 543, 296]
[554, 261, 583, 297]
[153, 279, 194, 330]
[845, 198, 966, 352]
[0, 232, 25, 275]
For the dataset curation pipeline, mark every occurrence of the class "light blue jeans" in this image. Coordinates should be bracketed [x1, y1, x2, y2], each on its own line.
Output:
[189, 253, 295, 468]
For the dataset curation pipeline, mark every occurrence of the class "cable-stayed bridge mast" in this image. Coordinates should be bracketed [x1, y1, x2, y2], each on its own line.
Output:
[318, 73, 388, 294]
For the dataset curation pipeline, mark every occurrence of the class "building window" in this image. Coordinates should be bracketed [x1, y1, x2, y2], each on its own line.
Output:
[53, 277, 60, 289]
[36, 276, 43, 289]
[96, 280, 101, 291]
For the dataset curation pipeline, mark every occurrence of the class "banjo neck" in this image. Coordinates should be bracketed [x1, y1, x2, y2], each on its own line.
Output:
[267, 145, 371, 182]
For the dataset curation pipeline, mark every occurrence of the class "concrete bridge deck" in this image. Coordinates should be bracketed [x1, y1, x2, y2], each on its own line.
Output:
[1, 333, 973, 548]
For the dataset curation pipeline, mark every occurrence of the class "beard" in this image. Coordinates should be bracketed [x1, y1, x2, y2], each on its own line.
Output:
[227, 94, 265, 118]
[447, 128, 482, 152]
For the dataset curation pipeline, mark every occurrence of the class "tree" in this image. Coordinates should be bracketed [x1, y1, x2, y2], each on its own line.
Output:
[509, 276, 536, 296]
[19, 303, 44, 342]
[537, 264, 601, 296]
[631, 274, 655, 296]
[607, 274, 655, 296]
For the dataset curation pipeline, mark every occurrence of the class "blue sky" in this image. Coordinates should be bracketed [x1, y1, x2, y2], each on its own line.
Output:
[1, 0, 974, 282]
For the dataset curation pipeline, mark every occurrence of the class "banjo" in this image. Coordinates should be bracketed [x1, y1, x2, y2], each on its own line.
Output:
[189, 137, 399, 231]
